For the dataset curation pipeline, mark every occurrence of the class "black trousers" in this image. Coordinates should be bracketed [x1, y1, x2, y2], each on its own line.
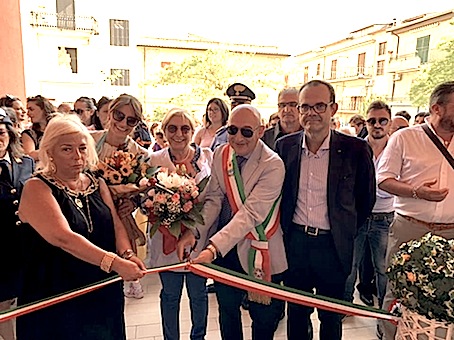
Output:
[214, 247, 285, 340]
[285, 227, 347, 340]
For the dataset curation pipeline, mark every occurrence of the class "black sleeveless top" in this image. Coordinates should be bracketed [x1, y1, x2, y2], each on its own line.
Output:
[17, 172, 126, 340]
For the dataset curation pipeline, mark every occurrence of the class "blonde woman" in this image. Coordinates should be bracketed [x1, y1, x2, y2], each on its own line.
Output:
[90, 93, 148, 299]
[17, 115, 146, 340]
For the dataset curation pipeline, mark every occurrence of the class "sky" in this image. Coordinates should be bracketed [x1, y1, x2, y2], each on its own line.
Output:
[140, 0, 454, 54]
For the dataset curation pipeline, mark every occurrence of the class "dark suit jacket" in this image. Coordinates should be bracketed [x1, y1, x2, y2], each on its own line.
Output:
[275, 130, 376, 274]
[0, 154, 34, 300]
[261, 124, 284, 150]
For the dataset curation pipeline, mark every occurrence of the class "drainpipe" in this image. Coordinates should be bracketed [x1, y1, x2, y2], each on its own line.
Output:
[390, 31, 400, 101]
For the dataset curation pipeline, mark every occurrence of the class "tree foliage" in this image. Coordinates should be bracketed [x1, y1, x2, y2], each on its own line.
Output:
[152, 49, 286, 106]
[409, 39, 454, 107]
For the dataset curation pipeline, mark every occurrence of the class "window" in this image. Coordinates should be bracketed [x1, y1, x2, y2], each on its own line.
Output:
[56, 0, 75, 30]
[416, 35, 430, 64]
[304, 66, 309, 83]
[58, 47, 77, 73]
[378, 42, 387, 56]
[110, 19, 129, 46]
[110, 69, 130, 86]
[316, 63, 321, 76]
[349, 96, 364, 111]
[376, 60, 385, 76]
[357, 53, 366, 75]
[330, 60, 337, 79]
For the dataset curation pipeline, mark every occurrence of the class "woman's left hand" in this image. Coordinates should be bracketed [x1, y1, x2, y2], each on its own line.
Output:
[191, 249, 214, 264]
[129, 255, 147, 270]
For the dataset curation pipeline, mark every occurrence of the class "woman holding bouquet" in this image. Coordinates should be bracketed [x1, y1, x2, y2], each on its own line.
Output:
[90, 93, 149, 299]
[147, 108, 213, 340]
[17, 115, 146, 340]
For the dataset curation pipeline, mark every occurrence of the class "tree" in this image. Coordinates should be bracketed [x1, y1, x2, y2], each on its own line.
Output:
[147, 48, 286, 107]
[409, 39, 454, 107]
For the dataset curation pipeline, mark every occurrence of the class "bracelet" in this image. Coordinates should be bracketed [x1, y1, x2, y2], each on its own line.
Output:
[100, 252, 117, 273]
[206, 244, 218, 261]
[120, 249, 136, 260]
[412, 185, 421, 199]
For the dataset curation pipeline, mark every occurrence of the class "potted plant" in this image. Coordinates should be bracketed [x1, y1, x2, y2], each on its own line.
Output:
[387, 233, 454, 339]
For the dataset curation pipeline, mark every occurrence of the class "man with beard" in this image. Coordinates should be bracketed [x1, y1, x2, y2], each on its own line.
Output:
[344, 101, 394, 312]
[262, 87, 302, 150]
[377, 81, 454, 339]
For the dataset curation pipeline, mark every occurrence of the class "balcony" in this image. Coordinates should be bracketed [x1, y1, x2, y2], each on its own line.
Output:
[387, 53, 421, 73]
[30, 11, 99, 35]
[326, 66, 373, 82]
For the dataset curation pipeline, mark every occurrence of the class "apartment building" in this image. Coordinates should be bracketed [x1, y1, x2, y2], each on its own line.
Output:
[291, 9, 454, 122]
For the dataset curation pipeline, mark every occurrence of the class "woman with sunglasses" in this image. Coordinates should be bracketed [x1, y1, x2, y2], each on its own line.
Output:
[74, 97, 96, 130]
[90, 94, 149, 299]
[147, 108, 212, 340]
[22, 95, 58, 161]
[193, 98, 229, 148]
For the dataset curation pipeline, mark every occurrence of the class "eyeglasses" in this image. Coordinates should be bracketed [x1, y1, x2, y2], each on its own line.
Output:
[366, 117, 389, 126]
[112, 109, 140, 127]
[166, 125, 192, 134]
[297, 102, 333, 114]
[207, 107, 220, 113]
[227, 125, 260, 138]
[278, 102, 298, 109]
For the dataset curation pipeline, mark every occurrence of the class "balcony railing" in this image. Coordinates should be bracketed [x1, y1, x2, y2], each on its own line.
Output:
[388, 53, 421, 72]
[30, 11, 98, 35]
[326, 66, 373, 81]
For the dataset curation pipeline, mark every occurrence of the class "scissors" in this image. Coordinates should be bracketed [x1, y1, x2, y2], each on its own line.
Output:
[183, 240, 198, 262]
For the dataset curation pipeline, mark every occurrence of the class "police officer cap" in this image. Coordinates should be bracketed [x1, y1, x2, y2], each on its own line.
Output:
[0, 108, 13, 126]
[226, 83, 256, 102]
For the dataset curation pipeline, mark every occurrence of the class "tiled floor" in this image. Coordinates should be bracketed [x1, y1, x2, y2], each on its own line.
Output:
[124, 274, 379, 340]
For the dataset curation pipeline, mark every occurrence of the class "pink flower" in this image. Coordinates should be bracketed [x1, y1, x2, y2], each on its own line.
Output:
[139, 177, 149, 187]
[191, 190, 199, 199]
[144, 199, 153, 208]
[147, 189, 156, 197]
[171, 193, 180, 203]
[155, 194, 167, 204]
[183, 193, 191, 200]
[182, 201, 193, 213]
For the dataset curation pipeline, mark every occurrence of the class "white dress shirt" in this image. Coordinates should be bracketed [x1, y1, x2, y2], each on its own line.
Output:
[377, 123, 454, 223]
[293, 133, 331, 230]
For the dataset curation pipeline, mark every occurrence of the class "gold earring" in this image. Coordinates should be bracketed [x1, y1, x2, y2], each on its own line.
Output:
[49, 157, 56, 173]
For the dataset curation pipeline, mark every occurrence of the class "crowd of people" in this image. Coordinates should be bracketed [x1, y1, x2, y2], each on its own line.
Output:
[0, 79, 453, 340]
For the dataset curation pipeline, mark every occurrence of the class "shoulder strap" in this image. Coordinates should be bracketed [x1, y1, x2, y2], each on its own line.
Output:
[422, 124, 454, 170]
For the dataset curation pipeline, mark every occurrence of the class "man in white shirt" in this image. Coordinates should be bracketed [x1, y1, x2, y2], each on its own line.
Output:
[377, 81, 454, 339]
[344, 100, 394, 311]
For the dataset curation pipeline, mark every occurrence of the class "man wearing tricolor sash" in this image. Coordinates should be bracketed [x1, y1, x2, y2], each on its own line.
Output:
[177, 104, 287, 340]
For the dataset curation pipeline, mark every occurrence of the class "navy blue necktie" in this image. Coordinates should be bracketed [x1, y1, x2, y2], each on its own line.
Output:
[0, 160, 11, 182]
[217, 156, 247, 230]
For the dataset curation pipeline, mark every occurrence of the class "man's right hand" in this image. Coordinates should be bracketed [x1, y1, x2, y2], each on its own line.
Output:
[176, 230, 197, 261]
[417, 179, 449, 202]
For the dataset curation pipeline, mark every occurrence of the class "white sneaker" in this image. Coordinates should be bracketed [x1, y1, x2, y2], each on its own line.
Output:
[124, 281, 144, 299]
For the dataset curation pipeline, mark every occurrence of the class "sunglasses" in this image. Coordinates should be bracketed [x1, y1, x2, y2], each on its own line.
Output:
[366, 117, 389, 126]
[112, 110, 140, 127]
[227, 125, 260, 138]
[166, 125, 192, 134]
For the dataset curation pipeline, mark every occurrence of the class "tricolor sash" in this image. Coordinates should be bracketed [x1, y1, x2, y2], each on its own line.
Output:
[221, 145, 281, 304]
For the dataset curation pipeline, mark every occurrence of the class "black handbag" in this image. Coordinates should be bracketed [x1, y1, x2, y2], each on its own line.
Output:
[422, 124, 454, 170]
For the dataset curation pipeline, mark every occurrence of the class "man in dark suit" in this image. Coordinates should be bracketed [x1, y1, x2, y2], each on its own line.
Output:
[275, 80, 375, 340]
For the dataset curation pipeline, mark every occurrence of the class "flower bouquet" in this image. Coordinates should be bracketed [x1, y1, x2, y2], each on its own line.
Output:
[97, 150, 159, 251]
[142, 165, 209, 255]
[387, 233, 454, 339]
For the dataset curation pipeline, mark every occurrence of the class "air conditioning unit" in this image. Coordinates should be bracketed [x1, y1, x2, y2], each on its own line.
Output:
[366, 79, 375, 86]
[393, 73, 402, 81]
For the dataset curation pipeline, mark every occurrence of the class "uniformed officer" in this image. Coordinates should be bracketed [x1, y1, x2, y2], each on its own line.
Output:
[211, 83, 256, 150]
[0, 108, 34, 340]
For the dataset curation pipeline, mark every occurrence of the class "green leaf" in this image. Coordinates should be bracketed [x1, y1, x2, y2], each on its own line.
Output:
[168, 221, 182, 238]
[128, 173, 139, 183]
[181, 219, 195, 228]
[197, 176, 210, 193]
[149, 219, 161, 238]
[146, 166, 160, 177]
[188, 209, 204, 225]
